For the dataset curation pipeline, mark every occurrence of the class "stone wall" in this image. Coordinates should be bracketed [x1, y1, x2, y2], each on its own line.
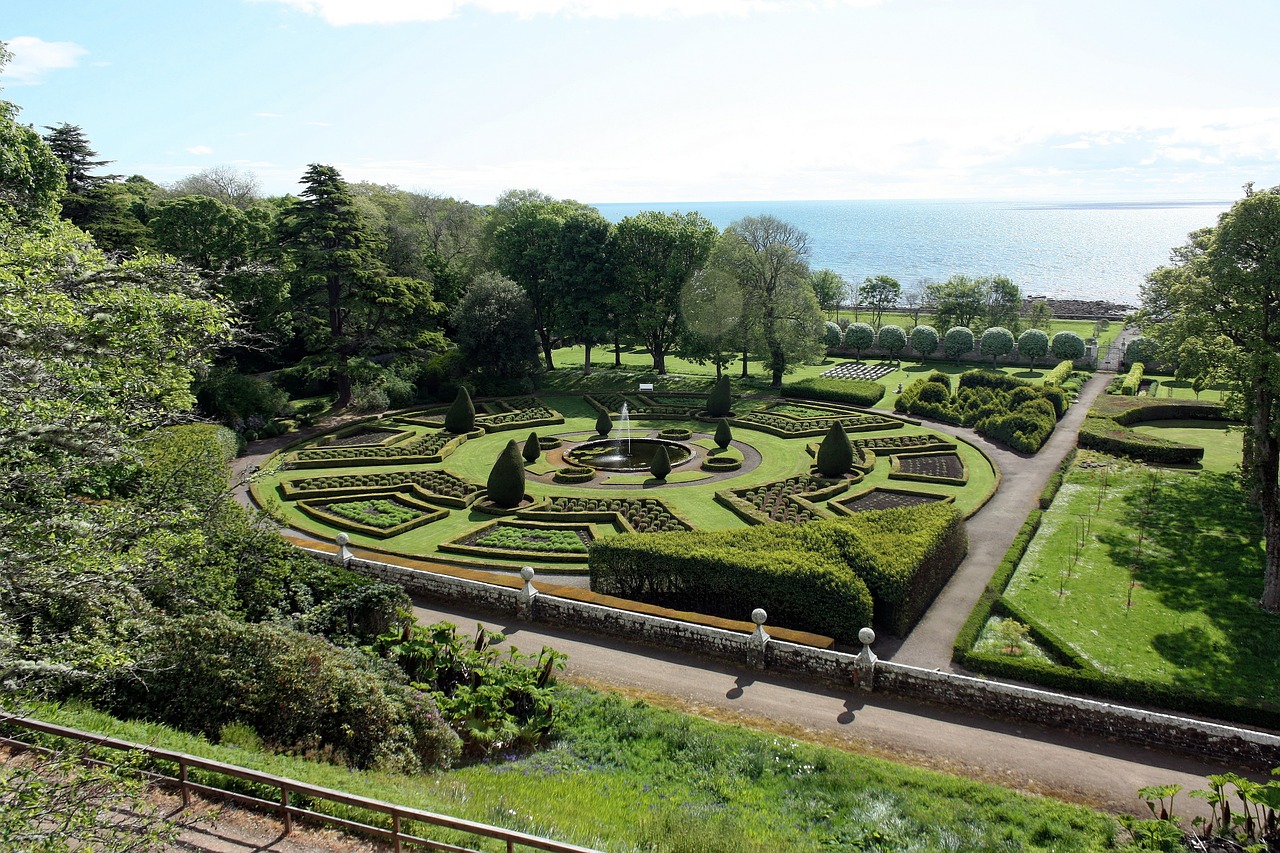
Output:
[299, 543, 1280, 768]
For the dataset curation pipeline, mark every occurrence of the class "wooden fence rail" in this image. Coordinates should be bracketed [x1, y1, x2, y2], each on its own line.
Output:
[0, 713, 601, 853]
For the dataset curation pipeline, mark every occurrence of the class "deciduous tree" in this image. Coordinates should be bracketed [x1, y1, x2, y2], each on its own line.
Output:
[858, 275, 900, 330]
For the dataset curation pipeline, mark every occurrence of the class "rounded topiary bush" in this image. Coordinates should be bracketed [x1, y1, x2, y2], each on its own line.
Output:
[649, 444, 672, 481]
[444, 386, 475, 434]
[1051, 331, 1086, 362]
[910, 325, 940, 358]
[522, 430, 541, 463]
[595, 408, 613, 436]
[877, 324, 907, 361]
[844, 322, 875, 357]
[486, 439, 526, 508]
[823, 321, 843, 348]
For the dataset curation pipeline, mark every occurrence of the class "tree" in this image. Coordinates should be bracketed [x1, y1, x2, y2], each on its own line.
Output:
[41, 122, 113, 195]
[980, 274, 1022, 333]
[822, 320, 843, 348]
[445, 386, 476, 433]
[0, 105, 65, 226]
[1027, 300, 1054, 332]
[815, 422, 853, 477]
[858, 275, 900, 330]
[1017, 328, 1050, 371]
[486, 440, 526, 508]
[149, 194, 252, 270]
[979, 326, 1015, 365]
[878, 324, 907, 365]
[451, 273, 541, 389]
[522, 431, 541, 463]
[943, 326, 975, 362]
[808, 268, 846, 317]
[1141, 184, 1280, 611]
[280, 164, 436, 409]
[167, 165, 261, 209]
[707, 375, 732, 418]
[910, 324, 940, 360]
[714, 418, 733, 449]
[1125, 336, 1160, 367]
[1051, 330, 1086, 362]
[649, 444, 672, 481]
[901, 278, 931, 327]
[552, 208, 615, 374]
[613, 210, 719, 374]
[719, 215, 824, 387]
[683, 243, 756, 379]
[844, 322, 875, 361]
[928, 275, 984, 329]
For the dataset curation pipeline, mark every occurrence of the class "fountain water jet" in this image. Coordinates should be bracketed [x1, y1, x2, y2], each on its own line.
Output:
[620, 402, 631, 455]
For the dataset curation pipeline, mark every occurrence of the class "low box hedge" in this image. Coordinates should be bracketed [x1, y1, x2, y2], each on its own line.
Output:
[1120, 362, 1145, 396]
[778, 377, 886, 407]
[1077, 416, 1205, 464]
[297, 492, 449, 539]
[701, 455, 742, 472]
[552, 466, 597, 484]
[1043, 359, 1074, 386]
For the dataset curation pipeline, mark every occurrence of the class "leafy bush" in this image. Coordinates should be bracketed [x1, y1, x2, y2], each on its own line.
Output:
[714, 418, 733, 448]
[706, 374, 732, 417]
[444, 385, 475, 433]
[197, 367, 289, 424]
[844, 322, 875, 357]
[978, 326, 1015, 364]
[777, 377, 885, 407]
[114, 613, 461, 773]
[486, 440, 526, 507]
[1051, 330, 1085, 361]
[822, 320, 843, 348]
[910, 324, 940, 357]
[897, 370, 1064, 452]
[1124, 335, 1160, 366]
[1120, 361, 1145, 396]
[1043, 359, 1075, 387]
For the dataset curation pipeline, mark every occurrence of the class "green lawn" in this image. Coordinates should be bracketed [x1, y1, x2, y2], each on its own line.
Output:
[29, 689, 1122, 852]
[256, 394, 998, 571]
[1002, 441, 1280, 707]
[1133, 373, 1232, 402]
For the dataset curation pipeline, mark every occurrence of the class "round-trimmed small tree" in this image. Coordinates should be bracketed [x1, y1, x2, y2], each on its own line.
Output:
[822, 321, 843, 349]
[486, 440, 526, 508]
[714, 418, 733, 449]
[1125, 335, 1160, 367]
[595, 408, 613, 436]
[844, 322, 875, 361]
[1051, 331, 1086, 362]
[943, 326, 975, 363]
[649, 444, 672, 481]
[522, 430, 540, 463]
[815, 421, 853, 477]
[910, 324, 939, 360]
[979, 326, 1015, 365]
[877, 324, 907, 364]
[444, 386, 475, 433]
[707, 374, 732, 417]
[1017, 328, 1050, 371]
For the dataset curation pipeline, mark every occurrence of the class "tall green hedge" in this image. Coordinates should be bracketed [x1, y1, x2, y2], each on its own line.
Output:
[444, 386, 475, 433]
[589, 503, 966, 640]
[778, 377, 885, 407]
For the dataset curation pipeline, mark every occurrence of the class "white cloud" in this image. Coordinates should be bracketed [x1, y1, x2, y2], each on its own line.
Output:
[186, 145, 214, 155]
[259, 0, 879, 25]
[1, 36, 88, 85]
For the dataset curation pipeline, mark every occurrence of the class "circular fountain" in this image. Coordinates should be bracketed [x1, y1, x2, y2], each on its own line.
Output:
[565, 438, 692, 472]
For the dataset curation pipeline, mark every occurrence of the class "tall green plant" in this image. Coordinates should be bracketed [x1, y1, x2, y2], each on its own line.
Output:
[444, 385, 475, 433]
[707, 374, 732, 417]
[486, 439, 526, 507]
[815, 422, 853, 477]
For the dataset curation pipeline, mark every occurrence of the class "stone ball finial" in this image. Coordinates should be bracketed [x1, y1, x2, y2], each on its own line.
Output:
[751, 608, 768, 626]
[335, 532, 350, 546]
[520, 566, 536, 582]
[858, 627, 876, 646]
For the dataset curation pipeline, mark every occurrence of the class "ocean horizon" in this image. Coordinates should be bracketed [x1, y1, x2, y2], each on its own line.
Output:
[593, 199, 1232, 307]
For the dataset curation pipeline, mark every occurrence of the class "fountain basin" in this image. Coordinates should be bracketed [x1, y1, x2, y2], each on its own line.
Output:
[565, 438, 693, 473]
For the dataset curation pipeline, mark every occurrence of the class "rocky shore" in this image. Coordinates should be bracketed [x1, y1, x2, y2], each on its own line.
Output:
[1027, 297, 1135, 319]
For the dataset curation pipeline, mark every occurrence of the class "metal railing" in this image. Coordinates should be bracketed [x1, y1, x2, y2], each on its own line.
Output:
[0, 713, 601, 853]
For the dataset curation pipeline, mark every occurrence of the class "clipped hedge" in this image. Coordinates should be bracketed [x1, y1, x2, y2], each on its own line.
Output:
[701, 455, 742, 472]
[553, 466, 596, 484]
[1077, 416, 1205, 464]
[896, 369, 1064, 453]
[777, 377, 886, 407]
[1043, 359, 1075, 387]
[590, 503, 966, 640]
[1120, 362, 1145, 396]
[1039, 448, 1077, 509]
[657, 427, 693, 441]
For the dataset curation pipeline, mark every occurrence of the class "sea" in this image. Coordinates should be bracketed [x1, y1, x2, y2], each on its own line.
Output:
[592, 199, 1232, 308]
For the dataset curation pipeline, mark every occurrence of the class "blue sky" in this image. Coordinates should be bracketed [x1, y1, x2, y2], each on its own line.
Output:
[3, 0, 1278, 204]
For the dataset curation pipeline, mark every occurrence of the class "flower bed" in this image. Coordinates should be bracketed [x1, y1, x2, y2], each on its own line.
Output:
[280, 469, 481, 507]
[830, 488, 952, 515]
[889, 451, 968, 485]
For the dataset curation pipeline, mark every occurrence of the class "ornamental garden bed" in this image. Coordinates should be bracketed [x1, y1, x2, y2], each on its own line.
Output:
[440, 520, 595, 563]
[831, 488, 952, 514]
[889, 451, 968, 485]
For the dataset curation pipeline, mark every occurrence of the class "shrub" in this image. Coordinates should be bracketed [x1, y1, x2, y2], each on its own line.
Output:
[844, 322, 875, 358]
[486, 440, 526, 507]
[714, 418, 733, 449]
[444, 386, 475, 433]
[197, 367, 289, 424]
[822, 320, 843, 348]
[658, 427, 692, 441]
[115, 614, 461, 773]
[1077, 415, 1204, 464]
[1043, 359, 1074, 387]
[979, 326, 1015, 365]
[595, 408, 613, 436]
[1124, 335, 1160, 366]
[1120, 362, 1145, 396]
[943, 326, 975, 362]
[522, 430, 541, 463]
[815, 422, 853, 477]
[649, 444, 672, 480]
[909, 324, 939, 358]
[898, 370, 1065, 452]
[877, 324, 907, 361]
[1017, 328, 1050, 370]
[1051, 331, 1085, 362]
[350, 381, 390, 413]
[777, 377, 885, 407]
[706, 375, 732, 418]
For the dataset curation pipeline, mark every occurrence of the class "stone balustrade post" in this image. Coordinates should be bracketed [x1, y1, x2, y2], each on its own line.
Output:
[517, 566, 538, 619]
[852, 627, 878, 691]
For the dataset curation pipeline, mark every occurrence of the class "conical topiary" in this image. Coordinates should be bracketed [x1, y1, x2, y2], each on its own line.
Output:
[707, 375, 732, 418]
[522, 430, 541, 463]
[815, 421, 853, 477]
[595, 408, 613, 436]
[714, 418, 733, 449]
[649, 444, 672, 481]
[444, 386, 475, 433]
[486, 439, 526, 508]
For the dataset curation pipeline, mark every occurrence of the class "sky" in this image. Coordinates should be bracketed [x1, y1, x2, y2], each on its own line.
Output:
[2, 0, 1278, 205]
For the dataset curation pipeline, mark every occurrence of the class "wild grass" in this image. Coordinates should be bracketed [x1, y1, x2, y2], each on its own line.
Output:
[23, 688, 1123, 852]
